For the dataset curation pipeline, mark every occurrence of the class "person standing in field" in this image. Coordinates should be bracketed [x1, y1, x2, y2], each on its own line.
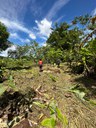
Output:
[56, 59, 61, 68]
[38, 59, 43, 72]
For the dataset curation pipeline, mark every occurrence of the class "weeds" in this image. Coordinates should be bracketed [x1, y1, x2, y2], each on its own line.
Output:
[40, 100, 68, 128]
[49, 74, 57, 82]
[70, 85, 87, 100]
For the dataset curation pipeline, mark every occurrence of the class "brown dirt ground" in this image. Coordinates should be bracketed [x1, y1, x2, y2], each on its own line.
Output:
[1, 64, 96, 128]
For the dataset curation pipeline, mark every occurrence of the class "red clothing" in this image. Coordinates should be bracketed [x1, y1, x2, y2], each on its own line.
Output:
[39, 60, 43, 65]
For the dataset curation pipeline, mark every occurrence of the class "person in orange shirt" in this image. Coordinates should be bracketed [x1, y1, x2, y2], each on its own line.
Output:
[38, 59, 43, 72]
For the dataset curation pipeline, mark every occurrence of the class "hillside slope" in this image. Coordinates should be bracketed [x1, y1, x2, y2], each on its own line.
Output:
[0, 64, 96, 128]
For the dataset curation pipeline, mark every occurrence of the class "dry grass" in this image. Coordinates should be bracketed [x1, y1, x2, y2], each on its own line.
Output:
[1, 64, 96, 128]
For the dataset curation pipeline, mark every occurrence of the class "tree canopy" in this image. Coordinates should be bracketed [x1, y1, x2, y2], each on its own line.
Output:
[45, 15, 96, 75]
[0, 22, 10, 51]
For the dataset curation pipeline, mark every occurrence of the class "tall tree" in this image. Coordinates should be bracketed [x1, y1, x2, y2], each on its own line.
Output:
[46, 15, 96, 75]
[0, 22, 9, 51]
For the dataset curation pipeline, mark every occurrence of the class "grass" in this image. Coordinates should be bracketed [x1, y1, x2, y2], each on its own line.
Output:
[0, 84, 7, 96]
[0, 64, 96, 128]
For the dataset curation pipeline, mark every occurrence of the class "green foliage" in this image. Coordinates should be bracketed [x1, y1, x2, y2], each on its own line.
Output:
[10, 41, 45, 63]
[0, 84, 7, 96]
[0, 57, 33, 70]
[9, 45, 30, 59]
[71, 89, 86, 100]
[41, 118, 56, 128]
[0, 70, 17, 96]
[56, 107, 68, 127]
[47, 21, 82, 52]
[46, 48, 63, 64]
[0, 59, 7, 67]
[49, 74, 57, 82]
[41, 100, 68, 128]
[49, 100, 57, 115]
[0, 68, 3, 82]
[72, 14, 91, 26]
[15, 59, 24, 67]
[33, 101, 46, 108]
[8, 50, 17, 58]
[70, 85, 86, 100]
[8, 75, 16, 89]
[0, 22, 9, 51]
[45, 15, 96, 76]
[32, 99, 68, 128]
[48, 15, 96, 76]
[0, 60, 6, 82]
[49, 100, 68, 127]
[89, 100, 96, 106]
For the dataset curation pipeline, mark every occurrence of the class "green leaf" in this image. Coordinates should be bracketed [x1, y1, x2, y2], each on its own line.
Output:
[8, 75, 16, 88]
[41, 117, 56, 128]
[49, 101, 57, 115]
[56, 107, 68, 126]
[49, 75, 56, 82]
[0, 84, 7, 96]
[9, 75, 13, 81]
[33, 101, 46, 108]
[56, 107, 64, 121]
[71, 88, 86, 100]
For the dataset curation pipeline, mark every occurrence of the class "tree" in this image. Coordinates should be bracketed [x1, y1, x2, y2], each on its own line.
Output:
[28, 41, 40, 62]
[47, 22, 71, 50]
[8, 50, 17, 58]
[45, 48, 63, 64]
[46, 15, 96, 76]
[0, 22, 9, 51]
[0, 22, 9, 82]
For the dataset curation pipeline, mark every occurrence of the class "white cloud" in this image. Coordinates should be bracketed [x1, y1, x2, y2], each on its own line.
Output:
[0, 45, 17, 57]
[20, 38, 31, 44]
[9, 32, 31, 44]
[24, 39, 31, 43]
[92, 8, 96, 16]
[35, 18, 52, 37]
[0, 18, 28, 33]
[0, 0, 37, 45]
[55, 16, 64, 23]
[41, 36, 47, 41]
[29, 33, 36, 40]
[10, 33, 19, 39]
[0, 37, 31, 57]
[46, 0, 70, 20]
[0, 18, 36, 40]
[42, 42, 47, 47]
[30, 0, 42, 17]
[0, 0, 37, 42]
[9, 32, 22, 41]
[0, 0, 31, 21]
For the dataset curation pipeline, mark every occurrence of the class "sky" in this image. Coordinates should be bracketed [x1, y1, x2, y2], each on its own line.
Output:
[0, 0, 96, 55]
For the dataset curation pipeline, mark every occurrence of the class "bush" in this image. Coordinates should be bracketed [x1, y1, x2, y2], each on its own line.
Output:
[71, 63, 84, 74]
[0, 68, 3, 82]
[0, 59, 7, 67]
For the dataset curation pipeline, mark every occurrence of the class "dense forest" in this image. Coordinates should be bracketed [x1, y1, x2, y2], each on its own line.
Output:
[0, 15, 96, 128]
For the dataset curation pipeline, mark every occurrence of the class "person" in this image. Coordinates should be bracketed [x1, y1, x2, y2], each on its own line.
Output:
[38, 59, 43, 72]
[56, 59, 61, 68]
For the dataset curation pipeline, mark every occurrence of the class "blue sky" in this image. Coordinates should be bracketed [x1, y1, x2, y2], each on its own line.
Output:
[0, 0, 96, 48]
